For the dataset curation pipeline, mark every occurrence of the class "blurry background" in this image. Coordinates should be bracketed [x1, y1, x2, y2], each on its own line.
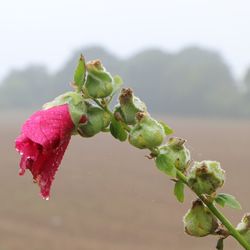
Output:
[0, 0, 250, 249]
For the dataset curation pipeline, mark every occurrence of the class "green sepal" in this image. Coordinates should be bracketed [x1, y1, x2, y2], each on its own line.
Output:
[174, 180, 185, 203]
[215, 193, 242, 210]
[43, 91, 87, 129]
[155, 153, 176, 177]
[110, 116, 127, 142]
[159, 121, 174, 135]
[236, 214, 250, 244]
[73, 54, 86, 92]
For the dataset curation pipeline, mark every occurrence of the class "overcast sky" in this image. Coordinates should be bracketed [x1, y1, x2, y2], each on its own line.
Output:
[0, 0, 249, 81]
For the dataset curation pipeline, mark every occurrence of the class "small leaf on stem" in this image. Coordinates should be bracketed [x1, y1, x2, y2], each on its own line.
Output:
[216, 238, 224, 250]
[159, 121, 174, 135]
[112, 75, 123, 96]
[174, 180, 185, 203]
[74, 54, 86, 91]
[110, 116, 127, 142]
[215, 193, 242, 210]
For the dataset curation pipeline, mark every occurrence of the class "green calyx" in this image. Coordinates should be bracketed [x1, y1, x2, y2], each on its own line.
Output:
[237, 214, 250, 243]
[77, 103, 111, 137]
[84, 60, 114, 98]
[43, 91, 87, 128]
[187, 161, 225, 195]
[183, 199, 219, 237]
[115, 88, 147, 125]
[129, 112, 165, 149]
[158, 137, 191, 172]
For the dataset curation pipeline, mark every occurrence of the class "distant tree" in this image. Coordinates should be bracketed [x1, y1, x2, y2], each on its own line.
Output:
[244, 68, 250, 93]
[0, 66, 52, 109]
[0, 46, 248, 117]
[122, 47, 239, 116]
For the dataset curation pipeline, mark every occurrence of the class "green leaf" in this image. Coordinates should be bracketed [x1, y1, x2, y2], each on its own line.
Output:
[74, 54, 86, 91]
[215, 193, 242, 210]
[112, 75, 123, 95]
[159, 121, 174, 135]
[110, 116, 127, 142]
[174, 181, 185, 203]
[216, 238, 224, 250]
[155, 154, 176, 177]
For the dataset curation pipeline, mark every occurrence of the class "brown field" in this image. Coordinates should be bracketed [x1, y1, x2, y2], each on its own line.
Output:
[1, 112, 250, 250]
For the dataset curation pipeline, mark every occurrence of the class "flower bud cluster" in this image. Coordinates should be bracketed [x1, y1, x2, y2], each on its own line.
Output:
[68, 58, 229, 242]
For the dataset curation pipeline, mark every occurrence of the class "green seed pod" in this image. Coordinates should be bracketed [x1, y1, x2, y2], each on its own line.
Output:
[237, 214, 250, 243]
[187, 161, 225, 195]
[129, 112, 165, 149]
[78, 104, 111, 137]
[158, 137, 191, 172]
[183, 199, 218, 237]
[85, 60, 114, 98]
[116, 88, 147, 125]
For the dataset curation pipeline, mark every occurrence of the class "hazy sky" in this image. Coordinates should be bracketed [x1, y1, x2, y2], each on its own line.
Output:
[0, 0, 249, 81]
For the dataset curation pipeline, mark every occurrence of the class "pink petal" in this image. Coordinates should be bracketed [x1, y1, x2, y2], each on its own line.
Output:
[15, 104, 75, 199]
[22, 104, 74, 148]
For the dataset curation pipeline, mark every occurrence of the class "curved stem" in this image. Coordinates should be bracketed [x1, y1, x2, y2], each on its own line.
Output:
[176, 170, 250, 250]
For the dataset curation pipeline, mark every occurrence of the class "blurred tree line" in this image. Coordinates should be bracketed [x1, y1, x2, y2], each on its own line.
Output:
[0, 46, 249, 117]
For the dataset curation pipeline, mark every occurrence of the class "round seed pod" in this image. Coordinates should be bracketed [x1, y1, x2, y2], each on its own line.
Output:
[158, 137, 191, 172]
[183, 199, 218, 237]
[187, 161, 225, 195]
[85, 60, 114, 98]
[78, 104, 111, 137]
[129, 112, 165, 149]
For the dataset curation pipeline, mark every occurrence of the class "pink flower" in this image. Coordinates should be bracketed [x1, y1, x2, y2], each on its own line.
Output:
[15, 104, 87, 199]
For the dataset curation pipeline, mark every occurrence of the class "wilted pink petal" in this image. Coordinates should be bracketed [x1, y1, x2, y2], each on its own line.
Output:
[15, 104, 78, 199]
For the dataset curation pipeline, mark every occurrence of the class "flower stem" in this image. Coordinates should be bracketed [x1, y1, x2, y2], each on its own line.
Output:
[176, 170, 250, 250]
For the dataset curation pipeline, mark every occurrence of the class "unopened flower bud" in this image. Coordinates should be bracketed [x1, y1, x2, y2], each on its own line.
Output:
[116, 88, 147, 125]
[85, 60, 114, 98]
[129, 112, 165, 149]
[183, 199, 218, 237]
[158, 137, 191, 172]
[78, 104, 111, 137]
[187, 161, 225, 195]
[237, 214, 250, 243]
